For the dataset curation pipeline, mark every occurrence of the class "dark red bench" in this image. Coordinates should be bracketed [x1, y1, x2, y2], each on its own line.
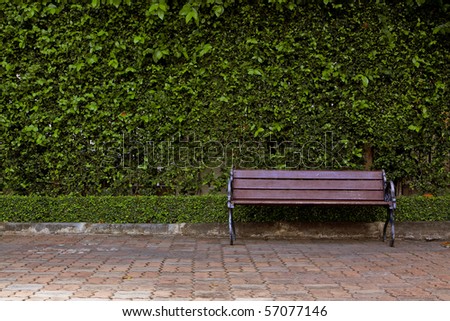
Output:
[227, 169, 396, 246]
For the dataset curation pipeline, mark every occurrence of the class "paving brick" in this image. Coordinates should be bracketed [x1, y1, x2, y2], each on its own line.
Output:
[5, 284, 44, 291]
[71, 290, 95, 298]
[33, 290, 74, 298]
[152, 290, 173, 298]
[0, 235, 449, 301]
[113, 291, 151, 299]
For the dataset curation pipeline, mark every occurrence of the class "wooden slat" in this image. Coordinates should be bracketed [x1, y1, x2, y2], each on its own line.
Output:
[233, 189, 385, 201]
[234, 169, 383, 180]
[232, 200, 390, 206]
[233, 179, 383, 191]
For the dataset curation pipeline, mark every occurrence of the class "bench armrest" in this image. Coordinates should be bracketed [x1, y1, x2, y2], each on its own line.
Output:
[385, 180, 397, 210]
[227, 168, 234, 209]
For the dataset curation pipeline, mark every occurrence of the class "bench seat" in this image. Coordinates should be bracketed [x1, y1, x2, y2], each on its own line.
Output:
[227, 168, 396, 246]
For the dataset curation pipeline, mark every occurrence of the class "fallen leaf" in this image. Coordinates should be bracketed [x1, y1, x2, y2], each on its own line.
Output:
[440, 242, 450, 248]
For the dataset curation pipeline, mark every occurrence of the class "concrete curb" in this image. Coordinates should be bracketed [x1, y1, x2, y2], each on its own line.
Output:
[1, 221, 449, 241]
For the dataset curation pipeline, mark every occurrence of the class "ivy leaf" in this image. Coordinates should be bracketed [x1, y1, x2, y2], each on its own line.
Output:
[254, 127, 265, 137]
[108, 59, 119, 69]
[153, 49, 169, 63]
[352, 148, 363, 158]
[218, 96, 229, 102]
[147, 2, 167, 20]
[148, 3, 159, 13]
[270, 123, 282, 132]
[46, 4, 58, 15]
[198, 44, 212, 57]
[23, 125, 39, 133]
[153, 50, 163, 62]
[186, 9, 198, 24]
[408, 125, 422, 132]
[159, 1, 169, 12]
[2, 61, 14, 71]
[213, 5, 224, 17]
[69, 62, 85, 72]
[87, 102, 98, 112]
[361, 76, 369, 87]
[86, 55, 98, 65]
[433, 22, 450, 35]
[180, 4, 198, 24]
[97, 30, 108, 37]
[421, 106, 429, 119]
[353, 74, 369, 87]
[133, 36, 144, 44]
[248, 68, 263, 76]
[179, 4, 191, 16]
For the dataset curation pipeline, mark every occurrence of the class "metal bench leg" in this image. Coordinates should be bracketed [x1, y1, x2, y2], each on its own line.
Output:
[383, 180, 396, 247]
[228, 207, 236, 245]
[383, 207, 395, 247]
[389, 208, 395, 247]
[383, 208, 389, 242]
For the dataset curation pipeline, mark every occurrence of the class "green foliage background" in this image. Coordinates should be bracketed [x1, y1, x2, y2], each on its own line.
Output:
[1, 0, 449, 196]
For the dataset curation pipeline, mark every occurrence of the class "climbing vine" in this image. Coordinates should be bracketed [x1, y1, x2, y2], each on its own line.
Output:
[1, 0, 449, 195]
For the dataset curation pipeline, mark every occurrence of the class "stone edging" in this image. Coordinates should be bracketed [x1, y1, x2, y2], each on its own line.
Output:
[1, 221, 449, 241]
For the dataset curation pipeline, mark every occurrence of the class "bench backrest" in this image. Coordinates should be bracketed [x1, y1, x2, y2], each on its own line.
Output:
[231, 169, 387, 205]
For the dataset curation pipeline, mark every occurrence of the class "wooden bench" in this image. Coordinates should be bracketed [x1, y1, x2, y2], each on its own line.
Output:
[227, 168, 396, 246]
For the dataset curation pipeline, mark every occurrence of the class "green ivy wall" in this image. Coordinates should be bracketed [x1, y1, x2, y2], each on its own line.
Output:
[1, 1, 449, 196]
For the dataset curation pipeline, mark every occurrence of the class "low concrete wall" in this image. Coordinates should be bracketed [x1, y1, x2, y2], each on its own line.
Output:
[1, 221, 449, 241]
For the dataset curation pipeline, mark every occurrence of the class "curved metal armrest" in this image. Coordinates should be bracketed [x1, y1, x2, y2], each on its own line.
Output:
[227, 168, 234, 209]
[385, 180, 397, 210]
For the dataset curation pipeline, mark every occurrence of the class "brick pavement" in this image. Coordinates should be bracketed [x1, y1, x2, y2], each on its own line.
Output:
[0, 234, 449, 301]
